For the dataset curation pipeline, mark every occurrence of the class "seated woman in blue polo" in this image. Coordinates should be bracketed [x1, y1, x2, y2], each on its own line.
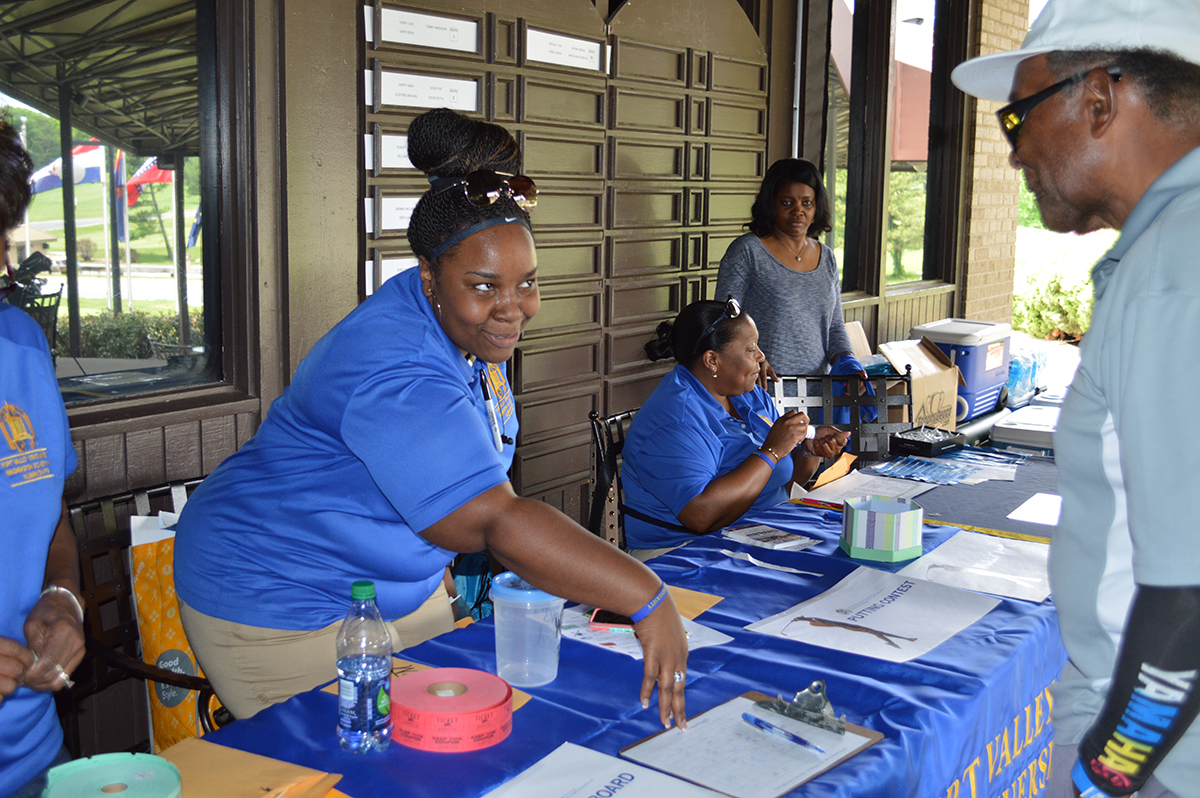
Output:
[621, 299, 850, 552]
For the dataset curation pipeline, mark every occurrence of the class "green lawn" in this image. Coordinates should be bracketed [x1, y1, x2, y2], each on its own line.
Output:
[28, 183, 106, 222]
[24, 182, 203, 264]
[66, 297, 196, 317]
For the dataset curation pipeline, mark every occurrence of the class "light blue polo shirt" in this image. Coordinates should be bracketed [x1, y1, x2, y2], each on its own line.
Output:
[1052, 145, 1200, 793]
[0, 313, 77, 797]
[174, 267, 518, 630]
[621, 365, 792, 550]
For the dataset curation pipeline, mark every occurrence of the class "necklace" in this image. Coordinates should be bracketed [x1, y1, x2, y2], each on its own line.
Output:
[774, 233, 809, 262]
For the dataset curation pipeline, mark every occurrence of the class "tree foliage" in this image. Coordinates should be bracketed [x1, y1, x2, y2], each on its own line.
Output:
[1018, 180, 1046, 229]
[1012, 271, 1092, 340]
[887, 170, 927, 279]
[1, 105, 90, 170]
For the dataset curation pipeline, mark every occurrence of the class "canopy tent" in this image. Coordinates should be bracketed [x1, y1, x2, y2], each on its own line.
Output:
[0, 0, 198, 157]
[0, 0, 200, 356]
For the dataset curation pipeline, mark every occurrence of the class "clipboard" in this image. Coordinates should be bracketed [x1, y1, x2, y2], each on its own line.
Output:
[619, 691, 882, 798]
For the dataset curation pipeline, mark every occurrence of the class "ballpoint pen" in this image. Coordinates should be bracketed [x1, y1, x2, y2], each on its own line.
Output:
[741, 712, 825, 754]
[480, 377, 504, 452]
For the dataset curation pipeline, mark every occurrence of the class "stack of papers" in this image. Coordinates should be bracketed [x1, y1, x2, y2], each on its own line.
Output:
[722, 524, 819, 551]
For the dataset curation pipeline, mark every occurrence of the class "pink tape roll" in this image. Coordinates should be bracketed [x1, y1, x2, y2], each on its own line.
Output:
[390, 667, 513, 752]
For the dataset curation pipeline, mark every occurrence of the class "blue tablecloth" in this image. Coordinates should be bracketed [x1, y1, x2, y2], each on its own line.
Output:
[206, 503, 1065, 798]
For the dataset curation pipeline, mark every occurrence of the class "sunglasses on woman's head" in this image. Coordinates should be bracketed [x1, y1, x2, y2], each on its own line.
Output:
[432, 170, 538, 211]
[693, 297, 742, 357]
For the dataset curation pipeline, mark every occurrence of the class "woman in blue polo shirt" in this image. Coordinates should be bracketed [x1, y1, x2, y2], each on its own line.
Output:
[0, 119, 85, 798]
[174, 108, 689, 729]
[622, 300, 850, 553]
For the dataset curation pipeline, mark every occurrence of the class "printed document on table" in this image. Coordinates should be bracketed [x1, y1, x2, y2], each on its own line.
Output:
[561, 606, 733, 659]
[621, 696, 878, 798]
[898, 530, 1050, 602]
[483, 742, 721, 798]
[746, 567, 999, 662]
[794, 468, 935, 504]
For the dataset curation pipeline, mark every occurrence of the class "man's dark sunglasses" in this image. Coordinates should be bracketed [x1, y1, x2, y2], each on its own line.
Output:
[693, 296, 742, 357]
[996, 67, 1121, 149]
[433, 170, 538, 211]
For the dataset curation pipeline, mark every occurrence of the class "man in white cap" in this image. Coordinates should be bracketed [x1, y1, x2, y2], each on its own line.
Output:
[953, 2, 1200, 798]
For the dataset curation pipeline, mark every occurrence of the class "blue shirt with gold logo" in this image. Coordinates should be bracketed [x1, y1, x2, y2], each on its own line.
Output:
[174, 267, 518, 630]
[622, 365, 792, 550]
[1, 306, 77, 796]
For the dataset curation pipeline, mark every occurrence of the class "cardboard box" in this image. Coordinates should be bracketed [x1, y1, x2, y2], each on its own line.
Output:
[878, 337, 965, 432]
[844, 320, 873, 362]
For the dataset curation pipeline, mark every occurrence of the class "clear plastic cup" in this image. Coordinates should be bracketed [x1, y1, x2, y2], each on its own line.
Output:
[490, 572, 566, 687]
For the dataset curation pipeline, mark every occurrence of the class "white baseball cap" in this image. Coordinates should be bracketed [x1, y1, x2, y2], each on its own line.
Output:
[951, 0, 1200, 102]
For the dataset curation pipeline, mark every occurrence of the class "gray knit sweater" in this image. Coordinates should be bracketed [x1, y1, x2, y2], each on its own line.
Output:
[714, 233, 852, 375]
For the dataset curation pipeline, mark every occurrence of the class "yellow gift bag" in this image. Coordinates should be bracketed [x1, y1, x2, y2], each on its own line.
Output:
[130, 512, 221, 752]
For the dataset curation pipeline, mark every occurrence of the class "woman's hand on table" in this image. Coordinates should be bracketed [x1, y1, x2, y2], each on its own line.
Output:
[634, 593, 689, 729]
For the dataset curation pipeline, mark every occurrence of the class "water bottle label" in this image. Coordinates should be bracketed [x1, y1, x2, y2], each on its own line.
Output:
[338, 671, 391, 732]
[375, 683, 391, 718]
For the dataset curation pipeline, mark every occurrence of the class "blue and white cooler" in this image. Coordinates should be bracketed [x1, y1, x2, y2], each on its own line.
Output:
[910, 318, 1012, 423]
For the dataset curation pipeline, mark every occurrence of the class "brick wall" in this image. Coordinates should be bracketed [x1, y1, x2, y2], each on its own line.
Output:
[961, 0, 1029, 322]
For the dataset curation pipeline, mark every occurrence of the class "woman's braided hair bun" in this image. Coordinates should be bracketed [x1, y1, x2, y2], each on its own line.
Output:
[406, 108, 531, 261]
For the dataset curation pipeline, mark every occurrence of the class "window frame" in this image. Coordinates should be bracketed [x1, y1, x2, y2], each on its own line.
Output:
[65, 0, 265, 431]
[824, 0, 975, 298]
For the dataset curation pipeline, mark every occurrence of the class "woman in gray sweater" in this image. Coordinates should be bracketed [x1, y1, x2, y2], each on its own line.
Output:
[715, 158, 862, 380]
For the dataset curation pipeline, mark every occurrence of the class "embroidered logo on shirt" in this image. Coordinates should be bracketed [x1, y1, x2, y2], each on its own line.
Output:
[2, 402, 55, 487]
[485, 363, 514, 423]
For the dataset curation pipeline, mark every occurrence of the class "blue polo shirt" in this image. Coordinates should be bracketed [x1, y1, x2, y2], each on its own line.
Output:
[174, 267, 518, 630]
[1, 312, 77, 797]
[621, 365, 792, 550]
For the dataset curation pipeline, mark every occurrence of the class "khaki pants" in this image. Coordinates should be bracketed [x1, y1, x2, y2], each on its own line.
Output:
[179, 583, 454, 719]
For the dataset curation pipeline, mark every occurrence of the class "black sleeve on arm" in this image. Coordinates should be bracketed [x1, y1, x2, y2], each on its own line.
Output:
[1076, 585, 1200, 796]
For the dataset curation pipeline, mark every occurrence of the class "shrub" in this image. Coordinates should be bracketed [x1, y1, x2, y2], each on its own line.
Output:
[77, 238, 96, 262]
[1012, 271, 1092, 341]
[55, 310, 204, 359]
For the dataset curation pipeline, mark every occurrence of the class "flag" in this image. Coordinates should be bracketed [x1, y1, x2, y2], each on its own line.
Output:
[186, 203, 202, 249]
[125, 156, 173, 207]
[114, 150, 127, 243]
[29, 141, 104, 194]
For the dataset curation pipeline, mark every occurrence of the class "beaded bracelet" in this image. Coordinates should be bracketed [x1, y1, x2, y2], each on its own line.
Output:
[630, 583, 670, 623]
[751, 451, 775, 469]
[41, 585, 85, 624]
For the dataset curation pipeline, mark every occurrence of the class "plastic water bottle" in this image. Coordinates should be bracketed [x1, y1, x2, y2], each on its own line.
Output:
[335, 580, 393, 752]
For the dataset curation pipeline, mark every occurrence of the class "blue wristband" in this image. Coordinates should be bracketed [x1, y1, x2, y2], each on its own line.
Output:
[1071, 759, 1112, 798]
[630, 583, 670, 623]
[751, 451, 775, 469]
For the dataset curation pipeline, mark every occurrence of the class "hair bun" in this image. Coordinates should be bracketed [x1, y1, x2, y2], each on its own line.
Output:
[406, 108, 522, 178]
[644, 320, 675, 362]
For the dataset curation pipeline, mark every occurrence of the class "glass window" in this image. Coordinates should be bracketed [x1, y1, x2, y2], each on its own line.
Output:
[823, 0, 964, 292]
[0, 0, 217, 406]
[1011, 0, 1114, 343]
[885, 2, 934, 285]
